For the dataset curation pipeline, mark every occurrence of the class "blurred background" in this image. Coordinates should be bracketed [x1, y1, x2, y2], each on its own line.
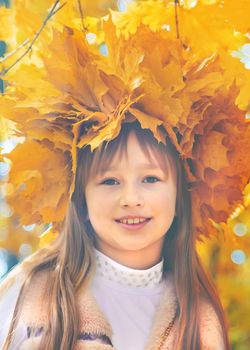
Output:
[0, 1, 249, 349]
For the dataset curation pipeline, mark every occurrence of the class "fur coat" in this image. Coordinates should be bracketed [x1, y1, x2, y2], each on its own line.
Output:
[5, 271, 225, 350]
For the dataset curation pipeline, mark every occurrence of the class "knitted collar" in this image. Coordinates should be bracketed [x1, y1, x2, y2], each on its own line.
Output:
[94, 248, 164, 289]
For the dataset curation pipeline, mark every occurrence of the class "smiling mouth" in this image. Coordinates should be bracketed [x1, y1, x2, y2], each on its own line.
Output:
[114, 218, 152, 230]
[115, 218, 150, 223]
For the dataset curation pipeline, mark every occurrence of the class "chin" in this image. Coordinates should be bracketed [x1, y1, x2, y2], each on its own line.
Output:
[116, 240, 154, 252]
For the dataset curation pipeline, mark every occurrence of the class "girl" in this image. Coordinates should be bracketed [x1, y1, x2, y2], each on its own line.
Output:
[0, 119, 230, 349]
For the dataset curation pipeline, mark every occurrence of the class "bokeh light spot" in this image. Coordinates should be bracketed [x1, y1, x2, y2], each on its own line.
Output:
[232, 43, 250, 70]
[22, 224, 36, 232]
[0, 162, 10, 178]
[0, 40, 7, 57]
[231, 250, 246, 265]
[233, 223, 248, 237]
[118, 0, 130, 12]
[0, 139, 21, 154]
[162, 24, 171, 31]
[86, 33, 96, 44]
[19, 244, 33, 260]
[0, 248, 8, 279]
[99, 43, 108, 56]
[0, 202, 13, 218]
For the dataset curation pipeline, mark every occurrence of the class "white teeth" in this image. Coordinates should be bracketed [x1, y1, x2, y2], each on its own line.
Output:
[119, 218, 148, 225]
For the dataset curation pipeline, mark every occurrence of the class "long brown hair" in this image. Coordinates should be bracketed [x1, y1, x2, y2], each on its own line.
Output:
[1, 119, 230, 349]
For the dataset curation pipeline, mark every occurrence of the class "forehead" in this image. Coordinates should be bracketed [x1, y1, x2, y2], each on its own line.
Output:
[89, 131, 173, 177]
[107, 141, 165, 169]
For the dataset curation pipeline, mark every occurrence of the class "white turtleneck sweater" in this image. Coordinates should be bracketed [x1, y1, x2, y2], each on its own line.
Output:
[91, 249, 165, 350]
[0, 249, 165, 349]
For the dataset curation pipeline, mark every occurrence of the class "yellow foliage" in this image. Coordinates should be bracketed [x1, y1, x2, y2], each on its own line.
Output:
[7, 140, 71, 225]
[0, 0, 250, 238]
[0, 117, 16, 142]
[0, 3, 249, 348]
[39, 226, 58, 248]
[0, 6, 16, 47]
[197, 223, 250, 348]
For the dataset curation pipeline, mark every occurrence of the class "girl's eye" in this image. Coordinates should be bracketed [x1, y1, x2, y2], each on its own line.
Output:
[101, 178, 119, 185]
[100, 176, 160, 185]
[143, 176, 160, 183]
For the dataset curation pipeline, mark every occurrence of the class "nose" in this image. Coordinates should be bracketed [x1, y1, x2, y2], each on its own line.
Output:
[119, 182, 144, 207]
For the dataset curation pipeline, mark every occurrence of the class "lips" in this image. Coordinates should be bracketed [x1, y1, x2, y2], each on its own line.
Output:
[116, 217, 149, 224]
[115, 217, 152, 230]
[115, 216, 151, 221]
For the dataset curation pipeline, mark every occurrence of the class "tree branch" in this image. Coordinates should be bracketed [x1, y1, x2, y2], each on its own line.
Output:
[1, 0, 67, 77]
[0, 39, 30, 63]
[77, 0, 88, 33]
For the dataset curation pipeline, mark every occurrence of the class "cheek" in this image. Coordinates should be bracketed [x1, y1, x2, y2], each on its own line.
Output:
[88, 199, 103, 217]
[157, 185, 177, 210]
[86, 191, 110, 221]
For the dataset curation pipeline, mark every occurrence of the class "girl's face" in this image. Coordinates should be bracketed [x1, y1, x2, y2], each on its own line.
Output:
[85, 131, 177, 269]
